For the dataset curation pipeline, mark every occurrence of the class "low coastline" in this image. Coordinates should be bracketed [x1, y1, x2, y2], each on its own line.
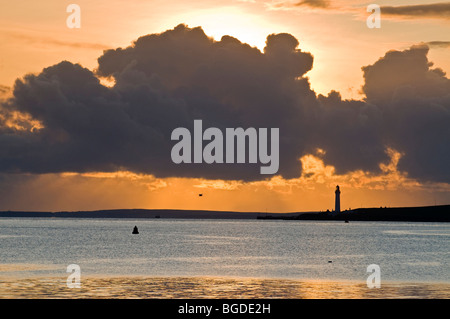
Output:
[0, 204, 449, 222]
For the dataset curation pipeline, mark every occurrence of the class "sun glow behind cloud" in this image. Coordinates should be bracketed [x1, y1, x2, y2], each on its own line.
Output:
[2, 147, 448, 213]
[0, 1, 449, 213]
[166, 7, 281, 51]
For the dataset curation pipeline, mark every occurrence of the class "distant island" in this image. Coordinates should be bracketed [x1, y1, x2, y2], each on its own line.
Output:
[0, 204, 449, 222]
[0, 209, 283, 220]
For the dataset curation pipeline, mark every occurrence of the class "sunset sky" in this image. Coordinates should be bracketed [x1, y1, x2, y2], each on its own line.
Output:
[0, 0, 449, 212]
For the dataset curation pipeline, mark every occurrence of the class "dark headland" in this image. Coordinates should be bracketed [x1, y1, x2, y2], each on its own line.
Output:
[259, 205, 450, 222]
[0, 205, 449, 222]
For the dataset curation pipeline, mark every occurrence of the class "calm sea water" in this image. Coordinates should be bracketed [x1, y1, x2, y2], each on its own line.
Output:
[0, 218, 449, 283]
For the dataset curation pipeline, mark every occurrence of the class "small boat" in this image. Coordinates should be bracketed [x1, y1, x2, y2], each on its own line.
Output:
[132, 226, 139, 234]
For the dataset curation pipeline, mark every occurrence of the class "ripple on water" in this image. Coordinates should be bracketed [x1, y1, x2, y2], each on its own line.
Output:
[1, 276, 450, 299]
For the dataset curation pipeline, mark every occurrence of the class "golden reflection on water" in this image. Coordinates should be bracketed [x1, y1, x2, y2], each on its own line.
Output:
[1, 276, 450, 299]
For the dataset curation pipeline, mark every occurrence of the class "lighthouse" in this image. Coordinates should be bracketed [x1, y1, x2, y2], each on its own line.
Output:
[335, 185, 341, 213]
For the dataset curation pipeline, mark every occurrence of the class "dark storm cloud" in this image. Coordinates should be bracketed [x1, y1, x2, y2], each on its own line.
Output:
[0, 25, 316, 180]
[0, 25, 449, 183]
[361, 45, 450, 183]
[314, 44, 450, 183]
[361, 45, 450, 105]
[314, 91, 387, 175]
[381, 2, 450, 19]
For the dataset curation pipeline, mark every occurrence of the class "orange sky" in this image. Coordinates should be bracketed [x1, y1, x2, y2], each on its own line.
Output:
[1, 1, 450, 99]
[1, 149, 448, 212]
[0, 0, 449, 212]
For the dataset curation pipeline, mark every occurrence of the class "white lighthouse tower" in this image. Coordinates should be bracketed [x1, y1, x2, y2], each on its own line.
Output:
[335, 185, 341, 213]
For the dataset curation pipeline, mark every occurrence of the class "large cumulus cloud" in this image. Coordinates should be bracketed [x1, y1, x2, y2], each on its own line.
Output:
[0, 24, 449, 183]
[1, 24, 316, 180]
[361, 45, 450, 182]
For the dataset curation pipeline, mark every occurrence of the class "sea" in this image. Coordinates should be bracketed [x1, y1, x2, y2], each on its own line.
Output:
[0, 218, 449, 298]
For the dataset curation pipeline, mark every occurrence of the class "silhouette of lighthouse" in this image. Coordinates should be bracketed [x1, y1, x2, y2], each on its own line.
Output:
[335, 185, 341, 213]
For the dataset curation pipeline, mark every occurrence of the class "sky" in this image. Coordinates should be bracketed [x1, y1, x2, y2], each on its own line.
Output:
[0, 0, 449, 212]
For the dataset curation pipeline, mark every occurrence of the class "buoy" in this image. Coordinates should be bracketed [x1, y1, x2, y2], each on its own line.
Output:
[132, 226, 139, 234]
